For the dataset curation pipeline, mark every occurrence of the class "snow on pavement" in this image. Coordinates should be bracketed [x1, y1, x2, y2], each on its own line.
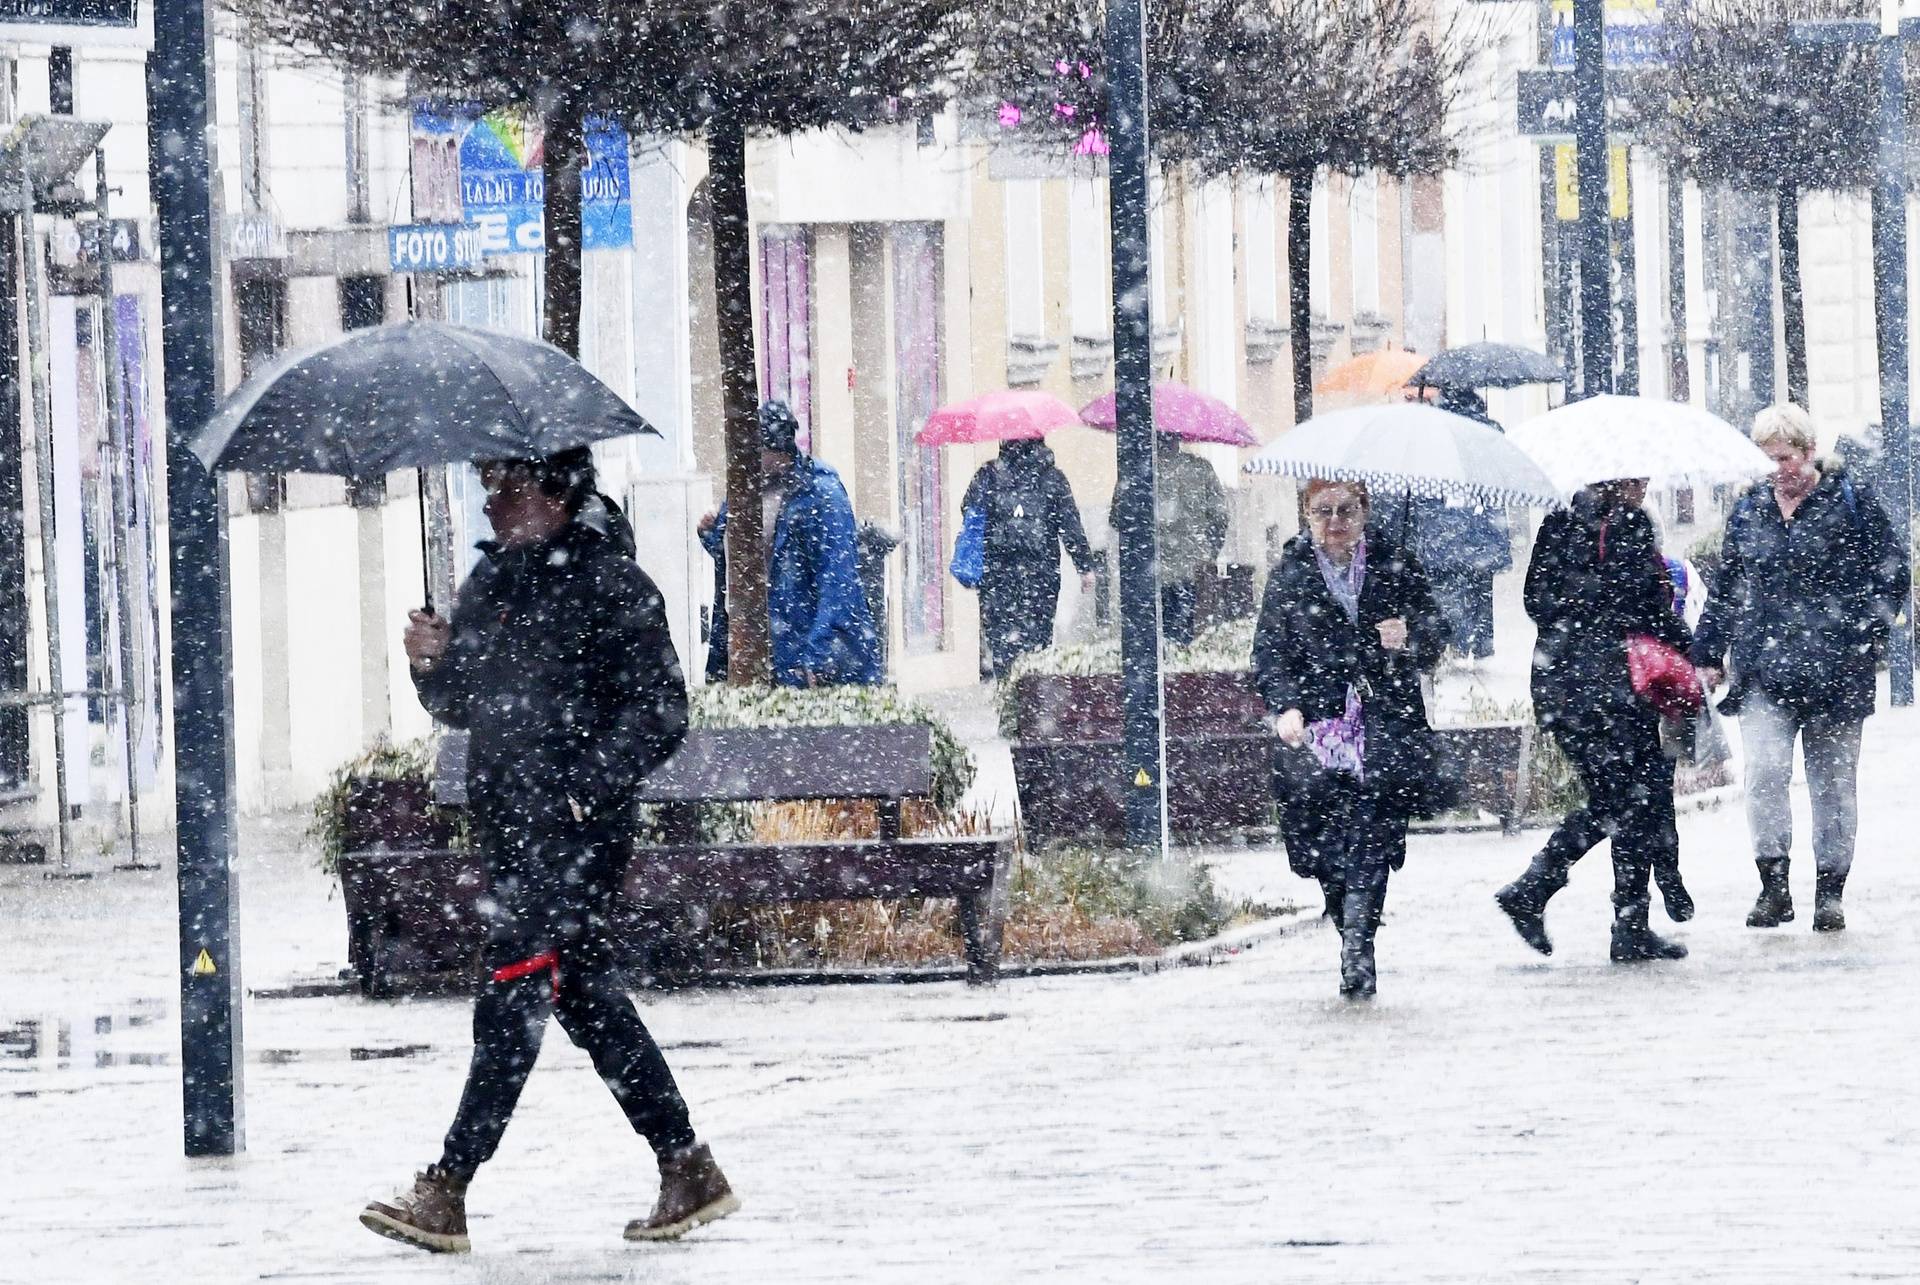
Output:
[6, 705, 1920, 1282]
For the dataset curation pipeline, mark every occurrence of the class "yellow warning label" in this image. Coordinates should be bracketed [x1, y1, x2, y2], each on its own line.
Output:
[1554, 143, 1632, 222]
[192, 949, 217, 977]
[1134, 768, 1152, 787]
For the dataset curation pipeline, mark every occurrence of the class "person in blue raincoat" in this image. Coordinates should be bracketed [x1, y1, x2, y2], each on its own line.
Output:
[698, 402, 883, 686]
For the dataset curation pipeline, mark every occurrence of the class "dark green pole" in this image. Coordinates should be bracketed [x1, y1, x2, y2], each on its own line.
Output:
[151, 0, 245, 1155]
[1106, 0, 1166, 849]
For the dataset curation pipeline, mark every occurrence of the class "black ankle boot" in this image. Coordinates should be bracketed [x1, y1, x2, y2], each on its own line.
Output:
[1339, 885, 1378, 999]
[1319, 877, 1346, 930]
[1611, 900, 1688, 963]
[1495, 854, 1567, 956]
[1654, 864, 1695, 922]
[1812, 869, 1847, 933]
[1746, 858, 1794, 928]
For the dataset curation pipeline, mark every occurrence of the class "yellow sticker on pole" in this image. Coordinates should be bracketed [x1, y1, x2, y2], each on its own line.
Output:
[1134, 768, 1152, 787]
[192, 949, 217, 977]
[1554, 144, 1632, 221]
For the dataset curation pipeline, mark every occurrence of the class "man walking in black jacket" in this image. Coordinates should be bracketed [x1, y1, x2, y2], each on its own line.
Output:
[361, 447, 737, 1253]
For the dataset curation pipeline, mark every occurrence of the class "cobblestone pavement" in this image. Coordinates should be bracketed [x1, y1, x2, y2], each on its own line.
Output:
[7, 705, 1920, 1283]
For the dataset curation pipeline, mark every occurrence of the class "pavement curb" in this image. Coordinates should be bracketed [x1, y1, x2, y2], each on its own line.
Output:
[248, 909, 1313, 1000]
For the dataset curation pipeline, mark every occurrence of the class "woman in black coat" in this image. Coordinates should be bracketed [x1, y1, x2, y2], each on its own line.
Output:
[1253, 479, 1448, 999]
[1494, 478, 1693, 964]
[962, 439, 1097, 678]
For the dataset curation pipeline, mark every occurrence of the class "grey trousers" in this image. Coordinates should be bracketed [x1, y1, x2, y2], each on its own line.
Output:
[1740, 692, 1864, 879]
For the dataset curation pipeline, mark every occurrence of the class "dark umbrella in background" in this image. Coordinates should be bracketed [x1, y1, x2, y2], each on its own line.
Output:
[1413, 342, 1565, 391]
[191, 321, 658, 606]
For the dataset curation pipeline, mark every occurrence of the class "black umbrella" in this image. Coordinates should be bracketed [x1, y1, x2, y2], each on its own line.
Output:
[1413, 342, 1564, 391]
[191, 320, 657, 477]
[192, 321, 659, 610]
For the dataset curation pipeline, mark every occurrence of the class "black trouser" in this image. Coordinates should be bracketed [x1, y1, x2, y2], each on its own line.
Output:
[1536, 703, 1676, 911]
[979, 555, 1061, 678]
[439, 812, 695, 1181]
[1161, 581, 1198, 647]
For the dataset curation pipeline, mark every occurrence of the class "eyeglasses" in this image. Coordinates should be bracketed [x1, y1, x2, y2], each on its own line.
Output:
[1306, 502, 1363, 523]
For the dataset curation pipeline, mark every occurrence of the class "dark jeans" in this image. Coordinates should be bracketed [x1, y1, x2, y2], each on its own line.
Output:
[1536, 703, 1676, 910]
[439, 814, 695, 1180]
[980, 555, 1061, 678]
[1161, 581, 1198, 647]
[1445, 573, 1495, 658]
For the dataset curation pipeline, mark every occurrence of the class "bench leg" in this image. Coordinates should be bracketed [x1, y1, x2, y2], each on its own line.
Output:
[958, 848, 1012, 987]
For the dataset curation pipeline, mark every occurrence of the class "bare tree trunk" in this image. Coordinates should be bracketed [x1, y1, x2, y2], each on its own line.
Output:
[707, 113, 770, 686]
[542, 100, 584, 359]
[1778, 184, 1809, 410]
[1287, 172, 1314, 424]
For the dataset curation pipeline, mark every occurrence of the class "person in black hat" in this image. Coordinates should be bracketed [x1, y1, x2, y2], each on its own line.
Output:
[697, 401, 882, 685]
[364, 446, 738, 1253]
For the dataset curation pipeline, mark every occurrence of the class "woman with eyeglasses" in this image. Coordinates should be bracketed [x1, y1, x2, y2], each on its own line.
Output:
[1252, 478, 1448, 999]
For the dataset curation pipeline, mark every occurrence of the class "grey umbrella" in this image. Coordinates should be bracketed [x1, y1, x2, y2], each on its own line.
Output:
[1413, 342, 1565, 391]
[191, 320, 657, 477]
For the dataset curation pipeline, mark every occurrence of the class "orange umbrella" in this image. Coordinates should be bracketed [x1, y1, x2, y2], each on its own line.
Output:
[1313, 348, 1426, 399]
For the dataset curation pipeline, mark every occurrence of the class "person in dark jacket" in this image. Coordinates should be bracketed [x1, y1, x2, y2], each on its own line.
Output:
[364, 448, 737, 1255]
[1253, 478, 1448, 999]
[961, 438, 1096, 678]
[1494, 478, 1694, 964]
[1691, 404, 1909, 932]
[1418, 389, 1511, 661]
[699, 401, 883, 686]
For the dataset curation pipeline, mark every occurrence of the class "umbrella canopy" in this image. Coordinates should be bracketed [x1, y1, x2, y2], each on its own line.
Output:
[192, 321, 657, 478]
[1314, 348, 1427, 399]
[1508, 394, 1771, 497]
[1078, 382, 1259, 446]
[1243, 403, 1559, 507]
[1413, 342, 1564, 390]
[915, 389, 1081, 446]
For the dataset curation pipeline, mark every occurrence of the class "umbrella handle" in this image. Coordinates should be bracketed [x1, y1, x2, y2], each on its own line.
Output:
[417, 472, 434, 615]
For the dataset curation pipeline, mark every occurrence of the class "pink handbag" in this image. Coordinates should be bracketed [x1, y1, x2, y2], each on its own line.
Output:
[1627, 634, 1704, 718]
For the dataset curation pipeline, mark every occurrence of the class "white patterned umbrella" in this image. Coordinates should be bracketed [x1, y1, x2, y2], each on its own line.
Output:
[1508, 395, 1771, 498]
[1242, 403, 1559, 507]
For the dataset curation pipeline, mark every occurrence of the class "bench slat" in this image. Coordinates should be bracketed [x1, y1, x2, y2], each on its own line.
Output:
[625, 837, 1009, 904]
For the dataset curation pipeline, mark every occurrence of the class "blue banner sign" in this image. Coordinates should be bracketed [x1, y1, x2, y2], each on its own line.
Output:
[388, 222, 484, 274]
[411, 106, 633, 257]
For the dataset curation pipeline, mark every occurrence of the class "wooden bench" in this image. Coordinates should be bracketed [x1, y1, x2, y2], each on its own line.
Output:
[631, 724, 1014, 985]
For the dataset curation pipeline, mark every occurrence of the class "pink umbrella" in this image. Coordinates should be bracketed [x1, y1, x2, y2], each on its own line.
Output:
[1078, 382, 1260, 447]
[915, 389, 1085, 446]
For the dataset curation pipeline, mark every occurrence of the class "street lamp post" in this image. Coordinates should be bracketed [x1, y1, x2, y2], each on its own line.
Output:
[150, 0, 245, 1154]
[1571, 0, 1614, 399]
[1105, 0, 1168, 850]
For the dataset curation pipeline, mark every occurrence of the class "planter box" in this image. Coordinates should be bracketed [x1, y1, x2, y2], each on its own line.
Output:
[337, 846, 484, 996]
[334, 777, 474, 997]
[1012, 733, 1275, 844]
[1009, 671, 1534, 843]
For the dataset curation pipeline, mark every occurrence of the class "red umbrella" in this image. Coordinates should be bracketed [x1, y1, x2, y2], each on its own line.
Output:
[1078, 382, 1259, 446]
[915, 389, 1084, 446]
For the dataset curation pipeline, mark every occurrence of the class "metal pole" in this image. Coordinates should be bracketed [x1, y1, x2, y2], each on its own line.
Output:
[1105, 0, 1166, 851]
[150, 0, 245, 1154]
[1572, 0, 1613, 399]
[20, 149, 77, 878]
[95, 151, 149, 871]
[1872, 26, 1914, 705]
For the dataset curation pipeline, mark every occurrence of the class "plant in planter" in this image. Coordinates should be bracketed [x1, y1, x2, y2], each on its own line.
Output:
[310, 736, 474, 996]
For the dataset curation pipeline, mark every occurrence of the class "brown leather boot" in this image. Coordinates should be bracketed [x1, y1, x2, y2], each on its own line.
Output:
[360, 1164, 471, 1254]
[624, 1142, 741, 1242]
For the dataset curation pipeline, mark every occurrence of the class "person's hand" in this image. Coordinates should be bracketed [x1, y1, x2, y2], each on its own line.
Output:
[1376, 617, 1409, 651]
[1080, 571, 1096, 593]
[404, 609, 450, 672]
[1697, 666, 1723, 691]
[1274, 708, 1307, 747]
[697, 509, 718, 535]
